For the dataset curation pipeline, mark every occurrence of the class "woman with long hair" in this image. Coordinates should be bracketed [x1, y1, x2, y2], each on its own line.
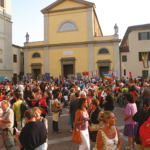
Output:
[74, 98, 90, 150]
[32, 88, 42, 107]
[38, 92, 48, 118]
[24, 86, 36, 108]
[52, 91, 64, 133]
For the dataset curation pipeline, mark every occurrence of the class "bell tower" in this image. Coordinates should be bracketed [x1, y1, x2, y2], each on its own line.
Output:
[0, 0, 13, 80]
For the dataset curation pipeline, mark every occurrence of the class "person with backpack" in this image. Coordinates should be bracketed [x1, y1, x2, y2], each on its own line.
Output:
[12, 91, 26, 131]
[121, 85, 128, 108]
[132, 98, 150, 150]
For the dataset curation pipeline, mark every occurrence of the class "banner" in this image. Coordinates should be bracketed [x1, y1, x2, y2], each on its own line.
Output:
[39, 74, 42, 79]
[0, 77, 5, 82]
[92, 70, 98, 78]
[102, 72, 113, 81]
[142, 52, 149, 68]
[27, 74, 32, 81]
[21, 76, 26, 81]
[129, 72, 132, 78]
[45, 73, 50, 80]
[77, 73, 81, 80]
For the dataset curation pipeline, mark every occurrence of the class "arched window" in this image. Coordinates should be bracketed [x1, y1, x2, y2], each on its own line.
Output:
[32, 53, 40, 58]
[58, 20, 78, 32]
[98, 48, 109, 54]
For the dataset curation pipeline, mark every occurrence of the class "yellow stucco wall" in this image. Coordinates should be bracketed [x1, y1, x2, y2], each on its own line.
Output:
[28, 50, 44, 74]
[94, 46, 114, 70]
[51, 0, 85, 11]
[49, 47, 89, 77]
[94, 36, 114, 41]
[27, 41, 44, 46]
[48, 8, 88, 44]
[93, 10, 102, 37]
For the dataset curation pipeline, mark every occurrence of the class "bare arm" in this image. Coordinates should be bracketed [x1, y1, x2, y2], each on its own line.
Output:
[55, 101, 63, 108]
[97, 131, 103, 150]
[0, 118, 11, 124]
[116, 127, 123, 150]
[124, 114, 131, 121]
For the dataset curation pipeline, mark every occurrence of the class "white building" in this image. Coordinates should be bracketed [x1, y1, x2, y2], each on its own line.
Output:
[0, 0, 13, 80]
[0, 0, 24, 83]
[120, 24, 150, 79]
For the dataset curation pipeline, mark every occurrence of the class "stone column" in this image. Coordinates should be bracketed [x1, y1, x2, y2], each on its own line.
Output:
[44, 13, 49, 74]
[24, 49, 29, 76]
[88, 44, 94, 78]
[44, 13, 49, 44]
[113, 35, 120, 79]
[44, 47, 49, 73]
[87, 8, 94, 41]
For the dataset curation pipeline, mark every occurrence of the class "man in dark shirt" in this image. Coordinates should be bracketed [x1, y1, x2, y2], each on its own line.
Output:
[16, 109, 47, 150]
[69, 92, 79, 131]
[103, 87, 114, 111]
[132, 98, 150, 150]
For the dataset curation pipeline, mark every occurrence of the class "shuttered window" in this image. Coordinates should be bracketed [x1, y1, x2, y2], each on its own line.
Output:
[139, 52, 142, 61]
[124, 69, 126, 76]
[139, 32, 150, 40]
[13, 55, 17, 63]
[122, 55, 127, 62]
[142, 70, 148, 78]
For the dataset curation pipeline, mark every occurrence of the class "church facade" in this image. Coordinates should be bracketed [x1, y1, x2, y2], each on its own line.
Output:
[23, 0, 121, 79]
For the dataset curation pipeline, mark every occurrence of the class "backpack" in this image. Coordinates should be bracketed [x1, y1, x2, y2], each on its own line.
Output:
[122, 89, 127, 97]
[20, 100, 29, 127]
[139, 116, 150, 147]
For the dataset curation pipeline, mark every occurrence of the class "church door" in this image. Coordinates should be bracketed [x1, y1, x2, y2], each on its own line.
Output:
[99, 67, 109, 78]
[63, 65, 73, 78]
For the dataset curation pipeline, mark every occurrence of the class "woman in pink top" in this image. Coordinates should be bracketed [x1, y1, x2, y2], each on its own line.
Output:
[123, 93, 138, 149]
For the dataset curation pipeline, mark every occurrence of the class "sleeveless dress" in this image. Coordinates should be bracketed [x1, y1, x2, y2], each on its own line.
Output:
[95, 127, 118, 150]
[102, 127, 118, 150]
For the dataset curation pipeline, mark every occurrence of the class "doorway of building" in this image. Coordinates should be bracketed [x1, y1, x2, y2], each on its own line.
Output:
[63, 65, 73, 78]
[33, 69, 41, 79]
[99, 66, 109, 78]
[13, 74, 17, 84]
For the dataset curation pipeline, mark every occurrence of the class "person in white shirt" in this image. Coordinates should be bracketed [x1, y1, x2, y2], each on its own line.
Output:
[17, 82, 24, 100]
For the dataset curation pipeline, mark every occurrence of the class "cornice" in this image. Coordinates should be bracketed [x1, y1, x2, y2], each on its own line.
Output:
[23, 39, 121, 49]
[43, 5, 93, 14]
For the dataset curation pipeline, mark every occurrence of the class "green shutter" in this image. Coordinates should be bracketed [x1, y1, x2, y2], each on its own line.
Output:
[147, 32, 150, 40]
[139, 52, 142, 61]
[122, 55, 127, 62]
[138, 33, 141, 40]
[148, 52, 150, 61]
[142, 70, 148, 78]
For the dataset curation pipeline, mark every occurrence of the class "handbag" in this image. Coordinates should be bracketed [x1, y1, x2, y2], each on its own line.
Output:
[51, 102, 61, 113]
[72, 110, 82, 145]
[91, 123, 100, 131]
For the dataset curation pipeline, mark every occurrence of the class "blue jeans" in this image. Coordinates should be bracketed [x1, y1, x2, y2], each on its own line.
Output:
[121, 97, 127, 107]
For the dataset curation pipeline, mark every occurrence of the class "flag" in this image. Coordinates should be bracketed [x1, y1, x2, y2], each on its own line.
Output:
[102, 72, 113, 81]
[143, 60, 149, 68]
[129, 72, 132, 78]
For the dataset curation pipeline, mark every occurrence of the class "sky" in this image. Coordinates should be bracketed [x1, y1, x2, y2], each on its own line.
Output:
[12, 0, 150, 46]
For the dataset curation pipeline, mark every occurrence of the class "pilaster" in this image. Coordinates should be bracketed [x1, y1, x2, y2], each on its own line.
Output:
[87, 8, 93, 41]
[88, 44, 94, 78]
[24, 49, 29, 76]
[44, 13, 49, 44]
[44, 47, 49, 73]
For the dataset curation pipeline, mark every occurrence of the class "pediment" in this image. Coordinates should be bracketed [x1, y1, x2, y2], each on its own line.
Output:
[41, 0, 94, 14]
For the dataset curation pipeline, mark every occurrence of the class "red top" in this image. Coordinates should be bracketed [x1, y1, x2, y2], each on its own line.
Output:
[39, 98, 47, 114]
[130, 91, 137, 101]
[0, 95, 4, 102]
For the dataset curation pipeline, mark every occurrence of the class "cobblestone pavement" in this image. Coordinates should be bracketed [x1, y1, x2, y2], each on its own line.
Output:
[0, 103, 136, 150]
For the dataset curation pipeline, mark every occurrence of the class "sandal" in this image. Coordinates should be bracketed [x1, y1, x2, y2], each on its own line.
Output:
[125, 146, 133, 150]
[132, 143, 136, 147]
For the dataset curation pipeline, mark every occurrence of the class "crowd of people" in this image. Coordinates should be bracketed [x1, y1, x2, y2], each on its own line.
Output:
[0, 76, 150, 150]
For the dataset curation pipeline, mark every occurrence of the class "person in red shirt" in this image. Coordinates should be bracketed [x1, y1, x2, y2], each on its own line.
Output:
[0, 90, 4, 102]
[38, 92, 48, 118]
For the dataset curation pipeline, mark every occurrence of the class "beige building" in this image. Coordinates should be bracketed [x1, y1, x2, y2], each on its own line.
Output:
[120, 24, 150, 79]
[12, 45, 24, 83]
